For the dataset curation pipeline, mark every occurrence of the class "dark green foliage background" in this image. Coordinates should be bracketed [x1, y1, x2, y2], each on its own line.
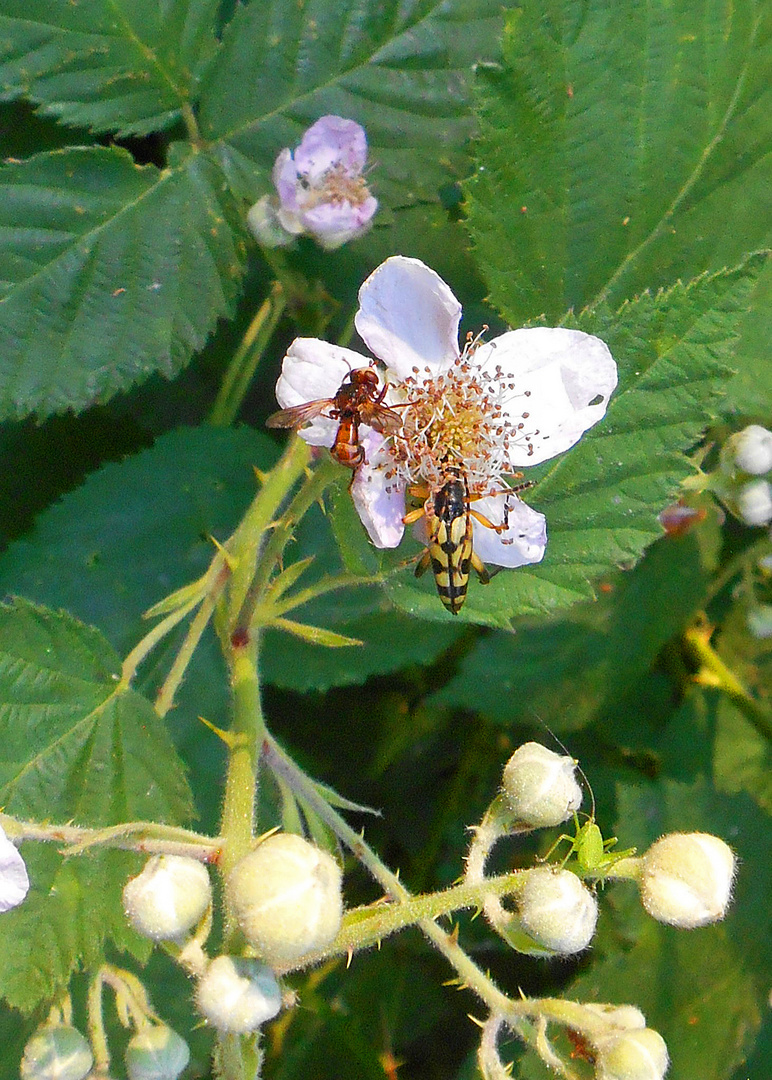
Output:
[0, 1, 769, 1078]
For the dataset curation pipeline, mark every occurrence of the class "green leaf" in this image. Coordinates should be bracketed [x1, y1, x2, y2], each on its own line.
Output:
[0, 598, 192, 823]
[432, 523, 715, 729]
[0, 146, 246, 418]
[0, 598, 193, 1012]
[466, 0, 772, 326]
[387, 258, 766, 625]
[0, 0, 220, 136]
[200, 0, 511, 205]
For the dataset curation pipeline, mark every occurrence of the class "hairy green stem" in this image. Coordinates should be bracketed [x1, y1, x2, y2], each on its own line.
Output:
[233, 454, 342, 635]
[0, 814, 219, 860]
[219, 640, 264, 884]
[210, 284, 287, 428]
[262, 734, 512, 1014]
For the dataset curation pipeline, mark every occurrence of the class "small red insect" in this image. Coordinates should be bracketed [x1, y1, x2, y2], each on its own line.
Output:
[266, 366, 402, 469]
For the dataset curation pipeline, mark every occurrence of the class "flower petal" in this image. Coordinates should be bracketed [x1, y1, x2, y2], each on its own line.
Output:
[355, 257, 461, 379]
[301, 195, 378, 250]
[350, 433, 406, 548]
[0, 826, 29, 913]
[294, 116, 368, 178]
[471, 494, 547, 568]
[475, 328, 617, 466]
[272, 148, 299, 213]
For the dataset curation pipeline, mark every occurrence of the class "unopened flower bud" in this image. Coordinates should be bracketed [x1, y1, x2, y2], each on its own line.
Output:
[731, 425, 772, 476]
[229, 833, 343, 965]
[583, 1004, 646, 1032]
[196, 955, 282, 1033]
[20, 1026, 93, 1080]
[123, 855, 211, 941]
[518, 867, 598, 954]
[640, 832, 735, 928]
[125, 1025, 190, 1080]
[736, 479, 772, 526]
[595, 1028, 669, 1080]
[748, 603, 772, 639]
[502, 742, 582, 828]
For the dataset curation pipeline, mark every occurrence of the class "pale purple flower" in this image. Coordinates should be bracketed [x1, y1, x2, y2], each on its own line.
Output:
[247, 116, 378, 251]
[273, 257, 618, 570]
[0, 824, 29, 912]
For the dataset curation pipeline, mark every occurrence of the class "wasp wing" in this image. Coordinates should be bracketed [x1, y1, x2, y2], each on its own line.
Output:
[265, 398, 335, 429]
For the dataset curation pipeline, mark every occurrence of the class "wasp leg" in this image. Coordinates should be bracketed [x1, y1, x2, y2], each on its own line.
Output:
[403, 506, 426, 526]
[469, 507, 507, 533]
[414, 548, 432, 579]
[471, 551, 490, 585]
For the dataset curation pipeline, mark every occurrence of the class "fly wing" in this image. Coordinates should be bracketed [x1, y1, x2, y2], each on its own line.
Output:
[360, 402, 403, 435]
[265, 398, 334, 429]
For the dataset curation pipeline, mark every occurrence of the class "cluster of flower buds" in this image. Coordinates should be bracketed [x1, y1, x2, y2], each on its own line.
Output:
[121, 833, 343, 1036]
[247, 116, 378, 251]
[718, 423, 772, 527]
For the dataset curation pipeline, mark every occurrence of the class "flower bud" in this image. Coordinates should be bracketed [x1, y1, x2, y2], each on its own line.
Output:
[731, 425, 772, 476]
[502, 743, 582, 828]
[640, 832, 735, 928]
[20, 1026, 93, 1080]
[123, 855, 211, 941]
[748, 603, 772, 639]
[736, 479, 772, 526]
[196, 955, 282, 1033]
[595, 1028, 669, 1080]
[125, 1025, 190, 1080]
[518, 867, 598, 955]
[583, 1004, 646, 1032]
[229, 833, 343, 965]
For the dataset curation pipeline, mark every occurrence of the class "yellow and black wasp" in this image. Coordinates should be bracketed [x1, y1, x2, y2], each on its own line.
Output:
[405, 464, 493, 615]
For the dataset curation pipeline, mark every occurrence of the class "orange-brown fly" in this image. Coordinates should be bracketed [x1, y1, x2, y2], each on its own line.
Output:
[266, 366, 402, 469]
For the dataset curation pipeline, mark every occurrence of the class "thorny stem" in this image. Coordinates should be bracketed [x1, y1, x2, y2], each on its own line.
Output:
[87, 971, 111, 1076]
[0, 814, 219, 860]
[226, 435, 312, 632]
[684, 620, 772, 740]
[209, 283, 287, 428]
[262, 733, 511, 1013]
[232, 453, 342, 636]
[275, 870, 529, 974]
[219, 638, 264, 886]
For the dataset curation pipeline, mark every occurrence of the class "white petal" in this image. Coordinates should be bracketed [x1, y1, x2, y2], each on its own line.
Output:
[471, 493, 547, 568]
[350, 433, 406, 548]
[475, 328, 617, 466]
[275, 339, 372, 447]
[354, 257, 461, 380]
[0, 826, 29, 912]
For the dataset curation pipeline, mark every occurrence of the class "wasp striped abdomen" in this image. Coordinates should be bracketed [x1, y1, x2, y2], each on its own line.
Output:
[411, 466, 491, 615]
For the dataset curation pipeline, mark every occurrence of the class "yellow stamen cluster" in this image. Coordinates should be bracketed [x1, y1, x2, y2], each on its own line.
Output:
[301, 164, 371, 208]
[388, 338, 535, 493]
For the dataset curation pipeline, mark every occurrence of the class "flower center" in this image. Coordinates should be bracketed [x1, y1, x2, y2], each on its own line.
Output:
[389, 337, 534, 493]
[300, 164, 371, 208]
